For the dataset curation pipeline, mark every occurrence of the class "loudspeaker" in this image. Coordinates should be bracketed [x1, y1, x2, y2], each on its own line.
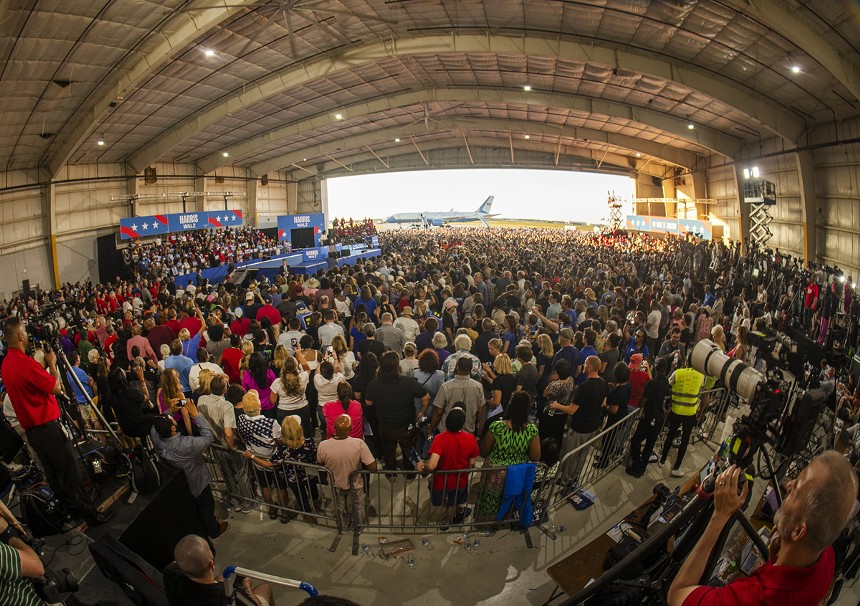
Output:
[144, 167, 157, 185]
[215, 175, 225, 184]
[22, 279, 30, 296]
[119, 470, 209, 572]
[260, 174, 268, 186]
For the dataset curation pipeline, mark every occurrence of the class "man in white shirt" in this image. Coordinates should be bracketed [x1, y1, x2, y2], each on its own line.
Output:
[317, 309, 345, 350]
[278, 317, 306, 354]
[188, 349, 223, 393]
[196, 375, 237, 449]
[645, 299, 662, 362]
[393, 306, 420, 342]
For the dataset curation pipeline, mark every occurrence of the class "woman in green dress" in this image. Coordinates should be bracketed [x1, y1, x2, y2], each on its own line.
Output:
[475, 392, 541, 521]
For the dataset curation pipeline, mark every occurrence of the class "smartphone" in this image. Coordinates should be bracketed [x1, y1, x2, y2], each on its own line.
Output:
[177, 399, 186, 407]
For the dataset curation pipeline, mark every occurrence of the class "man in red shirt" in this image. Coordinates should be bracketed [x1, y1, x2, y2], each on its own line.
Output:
[669, 451, 858, 606]
[1, 318, 111, 526]
[804, 277, 819, 330]
[416, 406, 479, 526]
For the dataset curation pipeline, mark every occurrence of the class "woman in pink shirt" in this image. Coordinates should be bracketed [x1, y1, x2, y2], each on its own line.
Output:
[322, 382, 363, 440]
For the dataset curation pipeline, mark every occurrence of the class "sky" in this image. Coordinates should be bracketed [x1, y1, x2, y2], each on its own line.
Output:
[326, 168, 635, 224]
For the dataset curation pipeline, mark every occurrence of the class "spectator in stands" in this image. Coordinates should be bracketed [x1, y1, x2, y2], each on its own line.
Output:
[318, 309, 344, 350]
[127, 323, 158, 363]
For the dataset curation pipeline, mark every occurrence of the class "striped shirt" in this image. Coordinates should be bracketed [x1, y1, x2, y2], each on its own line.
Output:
[0, 542, 43, 606]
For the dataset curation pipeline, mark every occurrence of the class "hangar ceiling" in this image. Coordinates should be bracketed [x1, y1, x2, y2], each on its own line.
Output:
[2, 0, 859, 179]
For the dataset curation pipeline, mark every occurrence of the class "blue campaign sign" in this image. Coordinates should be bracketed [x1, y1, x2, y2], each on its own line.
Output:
[302, 247, 329, 262]
[277, 213, 325, 247]
[119, 209, 244, 240]
[168, 211, 209, 232]
[625, 215, 712, 240]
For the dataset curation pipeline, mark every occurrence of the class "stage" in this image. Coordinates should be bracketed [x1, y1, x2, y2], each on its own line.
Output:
[172, 247, 381, 286]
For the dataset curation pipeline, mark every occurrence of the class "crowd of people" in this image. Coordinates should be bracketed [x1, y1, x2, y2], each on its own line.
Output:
[122, 226, 283, 281]
[329, 217, 377, 241]
[2, 223, 860, 604]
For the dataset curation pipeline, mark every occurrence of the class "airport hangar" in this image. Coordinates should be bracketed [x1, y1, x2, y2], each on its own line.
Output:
[1, 0, 860, 300]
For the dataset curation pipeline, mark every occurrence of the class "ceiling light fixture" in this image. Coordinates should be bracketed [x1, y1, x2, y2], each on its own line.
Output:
[302, 158, 306, 162]
[524, 134, 530, 139]
[222, 152, 229, 158]
[334, 113, 343, 120]
[791, 65, 801, 74]
[687, 123, 695, 130]
[97, 137, 105, 146]
[394, 138, 400, 142]
[523, 85, 532, 92]
[204, 49, 216, 58]
[635, 152, 641, 157]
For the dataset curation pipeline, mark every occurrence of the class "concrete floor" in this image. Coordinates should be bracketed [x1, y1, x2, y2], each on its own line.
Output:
[49, 419, 860, 606]
[201, 437, 860, 606]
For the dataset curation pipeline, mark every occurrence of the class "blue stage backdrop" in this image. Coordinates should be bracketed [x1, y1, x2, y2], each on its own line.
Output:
[276, 213, 325, 248]
[625, 215, 713, 240]
[119, 210, 243, 240]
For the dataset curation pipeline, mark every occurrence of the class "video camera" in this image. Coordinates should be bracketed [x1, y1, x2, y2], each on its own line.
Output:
[691, 339, 789, 468]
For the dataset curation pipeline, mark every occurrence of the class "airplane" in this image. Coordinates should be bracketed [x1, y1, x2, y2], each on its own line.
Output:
[384, 196, 498, 227]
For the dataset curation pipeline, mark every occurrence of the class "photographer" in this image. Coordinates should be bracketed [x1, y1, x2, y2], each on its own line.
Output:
[150, 405, 227, 539]
[1, 318, 111, 527]
[0, 513, 44, 606]
[668, 452, 858, 606]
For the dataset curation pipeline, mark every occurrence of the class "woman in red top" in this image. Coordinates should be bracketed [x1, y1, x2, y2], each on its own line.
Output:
[321, 382, 363, 440]
[416, 405, 479, 526]
[219, 334, 244, 385]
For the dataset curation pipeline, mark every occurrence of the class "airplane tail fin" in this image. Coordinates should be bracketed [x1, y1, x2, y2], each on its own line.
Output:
[478, 196, 494, 214]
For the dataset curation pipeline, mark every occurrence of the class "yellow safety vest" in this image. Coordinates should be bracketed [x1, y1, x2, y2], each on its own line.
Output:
[671, 368, 704, 416]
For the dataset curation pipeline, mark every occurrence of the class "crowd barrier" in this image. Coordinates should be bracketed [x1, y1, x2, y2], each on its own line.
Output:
[346, 463, 552, 555]
[204, 444, 350, 552]
[200, 384, 733, 555]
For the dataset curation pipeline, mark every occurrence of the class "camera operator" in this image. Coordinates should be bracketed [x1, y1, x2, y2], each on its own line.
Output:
[668, 451, 858, 606]
[1, 317, 111, 526]
[0, 512, 44, 606]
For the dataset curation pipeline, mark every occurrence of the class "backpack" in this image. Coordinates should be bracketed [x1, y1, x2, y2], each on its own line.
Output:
[20, 483, 68, 537]
[128, 447, 161, 495]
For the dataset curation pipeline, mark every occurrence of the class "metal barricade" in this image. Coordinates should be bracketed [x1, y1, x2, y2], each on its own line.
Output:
[204, 444, 349, 551]
[543, 408, 642, 510]
[347, 463, 551, 555]
[223, 565, 318, 604]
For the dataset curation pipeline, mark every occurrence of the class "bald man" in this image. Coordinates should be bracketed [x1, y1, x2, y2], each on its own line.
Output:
[669, 451, 858, 606]
[164, 534, 273, 606]
[317, 414, 377, 524]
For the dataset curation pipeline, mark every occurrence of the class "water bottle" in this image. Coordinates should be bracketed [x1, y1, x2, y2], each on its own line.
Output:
[407, 555, 415, 568]
[421, 538, 433, 550]
[472, 538, 480, 550]
[464, 541, 472, 552]
[361, 544, 370, 554]
[549, 525, 566, 532]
